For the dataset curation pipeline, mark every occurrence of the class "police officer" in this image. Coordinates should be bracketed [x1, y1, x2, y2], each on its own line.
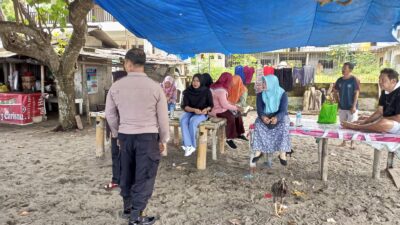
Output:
[106, 48, 169, 225]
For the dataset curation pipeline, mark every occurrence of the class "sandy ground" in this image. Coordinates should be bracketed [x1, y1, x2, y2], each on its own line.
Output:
[0, 112, 400, 225]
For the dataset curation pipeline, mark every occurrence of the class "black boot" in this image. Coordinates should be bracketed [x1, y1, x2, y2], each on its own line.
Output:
[121, 197, 132, 219]
[129, 216, 156, 225]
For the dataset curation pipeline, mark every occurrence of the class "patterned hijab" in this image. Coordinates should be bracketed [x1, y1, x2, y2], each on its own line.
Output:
[262, 75, 285, 114]
[228, 75, 247, 104]
[210, 72, 233, 91]
[161, 76, 176, 98]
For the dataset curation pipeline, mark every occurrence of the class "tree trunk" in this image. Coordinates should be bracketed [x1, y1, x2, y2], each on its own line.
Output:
[54, 71, 77, 130]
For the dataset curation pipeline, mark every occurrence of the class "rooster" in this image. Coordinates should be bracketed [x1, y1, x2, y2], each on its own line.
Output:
[271, 178, 288, 217]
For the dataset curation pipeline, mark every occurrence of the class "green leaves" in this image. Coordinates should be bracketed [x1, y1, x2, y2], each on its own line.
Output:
[1, 0, 16, 21]
[52, 30, 71, 55]
[26, 0, 69, 29]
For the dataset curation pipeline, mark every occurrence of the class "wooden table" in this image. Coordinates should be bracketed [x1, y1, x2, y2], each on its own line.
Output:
[48, 96, 84, 115]
[288, 119, 400, 181]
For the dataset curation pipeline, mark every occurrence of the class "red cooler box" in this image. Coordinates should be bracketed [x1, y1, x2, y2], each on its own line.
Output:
[0, 93, 44, 125]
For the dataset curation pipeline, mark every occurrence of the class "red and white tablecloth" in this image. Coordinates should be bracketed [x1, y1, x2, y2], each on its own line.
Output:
[288, 118, 400, 152]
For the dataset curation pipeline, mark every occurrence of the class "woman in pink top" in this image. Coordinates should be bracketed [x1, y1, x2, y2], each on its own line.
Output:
[210, 72, 247, 149]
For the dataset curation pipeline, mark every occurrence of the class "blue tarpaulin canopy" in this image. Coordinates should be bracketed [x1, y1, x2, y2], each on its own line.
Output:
[95, 0, 400, 55]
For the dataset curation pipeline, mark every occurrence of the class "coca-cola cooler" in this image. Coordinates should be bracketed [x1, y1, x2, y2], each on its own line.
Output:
[0, 93, 44, 125]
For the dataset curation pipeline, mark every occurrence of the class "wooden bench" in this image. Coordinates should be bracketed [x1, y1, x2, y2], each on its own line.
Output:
[89, 112, 227, 170]
[168, 117, 227, 170]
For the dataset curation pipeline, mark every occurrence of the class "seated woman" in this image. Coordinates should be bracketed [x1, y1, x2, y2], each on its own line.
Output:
[209, 72, 247, 149]
[161, 75, 177, 119]
[228, 75, 250, 115]
[251, 75, 291, 167]
[342, 68, 400, 134]
[180, 74, 214, 157]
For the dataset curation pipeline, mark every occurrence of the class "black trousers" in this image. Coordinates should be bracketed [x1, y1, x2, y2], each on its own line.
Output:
[118, 133, 160, 219]
[111, 138, 121, 184]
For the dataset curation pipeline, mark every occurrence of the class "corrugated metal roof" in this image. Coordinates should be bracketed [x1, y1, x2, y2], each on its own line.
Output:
[80, 47, 188, 65]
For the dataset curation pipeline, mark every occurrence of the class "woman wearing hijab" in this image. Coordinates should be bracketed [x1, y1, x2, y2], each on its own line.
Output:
[209, 72, 247, 149]
[228, 75, 250, 115]
[104, 70, 127, 190]
[161, 75, 177, 119]
[180, 74, 214, 157]
[201, 73, 213, 88]
[251, 75, 291, 168]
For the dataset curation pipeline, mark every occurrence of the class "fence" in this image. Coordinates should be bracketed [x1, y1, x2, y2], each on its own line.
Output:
[27, 6, 115, 25]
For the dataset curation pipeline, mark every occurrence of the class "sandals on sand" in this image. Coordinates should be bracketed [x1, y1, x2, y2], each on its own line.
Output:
[104, 182, 119, 190]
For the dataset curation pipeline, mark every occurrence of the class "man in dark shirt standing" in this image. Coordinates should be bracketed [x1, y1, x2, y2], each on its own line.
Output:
[334, 62, 360, 148]
[342, 68, 400, 134]
[106, 48, 169, 225]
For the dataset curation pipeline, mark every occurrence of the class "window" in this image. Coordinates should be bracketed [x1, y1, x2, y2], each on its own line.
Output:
[260, 59, 273, 66]
[210, 55, 215, 60]
[218, 55, 222, 60]
[318, 60, 334, 69]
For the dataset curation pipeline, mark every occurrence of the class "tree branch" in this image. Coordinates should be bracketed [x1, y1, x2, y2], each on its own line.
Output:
[0, 21, 43, 40]
[18, 1, 52, 44]
[12, 0, 20, 23]
[61, 0, 94, 75]
[0, 9, 59, 71]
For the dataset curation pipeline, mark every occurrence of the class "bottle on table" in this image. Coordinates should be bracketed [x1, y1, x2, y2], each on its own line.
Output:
[296, 111, 302, 127]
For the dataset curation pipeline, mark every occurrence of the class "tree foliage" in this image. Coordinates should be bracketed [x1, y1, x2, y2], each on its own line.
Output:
[1, 0, 15, 21]
[191, 53, 258, 81]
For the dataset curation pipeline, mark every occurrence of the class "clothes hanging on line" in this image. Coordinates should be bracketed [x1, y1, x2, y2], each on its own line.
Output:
[244, 66, 255, 85]
[263, 66, 274, 76]
[292, 65, 315, 86]
[274, 68, 293, 92]
[293, 67, 304, 85]
[235, 65, 246, 84]
[303, 65, 315, 86]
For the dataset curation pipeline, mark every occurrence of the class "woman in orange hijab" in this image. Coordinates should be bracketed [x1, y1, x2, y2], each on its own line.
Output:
[228, 75, 250, 114]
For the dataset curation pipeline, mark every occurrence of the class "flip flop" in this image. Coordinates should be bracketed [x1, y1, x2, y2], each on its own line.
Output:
[104, 182, 119, 190]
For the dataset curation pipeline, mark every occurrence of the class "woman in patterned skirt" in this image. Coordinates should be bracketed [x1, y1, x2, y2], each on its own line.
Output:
[251, 75, 291, 167]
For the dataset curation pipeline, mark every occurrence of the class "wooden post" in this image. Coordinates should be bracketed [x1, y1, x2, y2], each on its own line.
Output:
[197, 125, 207, 170]
[212, 129, 217, 161]
[95, 116, 105, 158]
[40, 65, 47, 120]
[317, 138, 323, 173]
[320, 138, 329, 181]
[174, 125, 180, 146]
[372, 149, 382, 179]
[81, 63, 91, 125]
[75, 115, 83, 130]
[218, 125, 226, 155]
[387, 152, 395, 169]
